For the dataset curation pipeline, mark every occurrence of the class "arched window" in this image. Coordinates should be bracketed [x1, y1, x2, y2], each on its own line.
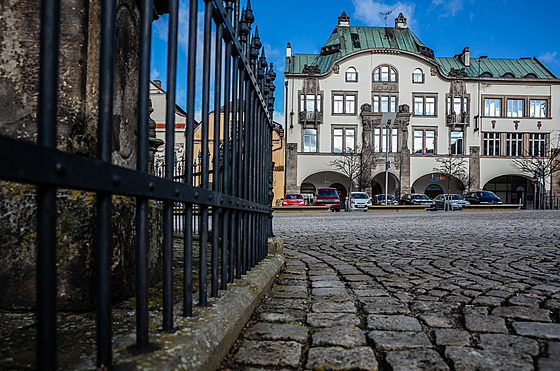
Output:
[502, 73, 514, 78]
[480, 72, 493, 77]
[413, 68, 424, 83]
[345, 67, 358, 82]
[373, 65, 398, 82]
[525, 73, 537, 78]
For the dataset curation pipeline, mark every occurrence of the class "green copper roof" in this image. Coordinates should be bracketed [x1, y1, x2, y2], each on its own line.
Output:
[286, 25, 434, 74]
[286, 24, 558, 79]
[436, 57, 557, 79]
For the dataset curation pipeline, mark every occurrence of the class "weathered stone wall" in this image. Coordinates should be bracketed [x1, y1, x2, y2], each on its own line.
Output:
[0, 184, 163, 310]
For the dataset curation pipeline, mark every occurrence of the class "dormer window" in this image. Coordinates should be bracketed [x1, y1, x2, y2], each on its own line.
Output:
[502, 73, 514, 78]
[525, 73, 537, 78]
[413, 68, 424, 83]
[346, 67, 358, 82]
[480, 72, 493, 77]
[373, 65, 398, 82]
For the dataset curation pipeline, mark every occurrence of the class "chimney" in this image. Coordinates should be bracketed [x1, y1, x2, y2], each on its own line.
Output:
[395, 13, 407, 28]
[153, 80, 162, 88]
[286, 42, 292, 57]
[461, 46, 470, 67]
[338, 11, 350, 27]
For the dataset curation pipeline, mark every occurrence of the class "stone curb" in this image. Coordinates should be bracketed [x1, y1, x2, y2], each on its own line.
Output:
[72, 238, 284, 371]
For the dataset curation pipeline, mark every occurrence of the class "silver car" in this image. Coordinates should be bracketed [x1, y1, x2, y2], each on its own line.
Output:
[433, 194, 470, 210]
[347, 192, 372, 211]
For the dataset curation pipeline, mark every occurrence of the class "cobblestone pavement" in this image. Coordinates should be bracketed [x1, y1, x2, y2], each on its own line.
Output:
[223, 210, 560, 370]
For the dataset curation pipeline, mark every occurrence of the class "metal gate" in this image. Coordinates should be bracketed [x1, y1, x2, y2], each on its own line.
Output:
[0, 0, 275, 368]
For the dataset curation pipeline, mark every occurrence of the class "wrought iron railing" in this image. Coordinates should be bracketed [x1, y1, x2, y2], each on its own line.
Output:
[0, 0, 275, 369]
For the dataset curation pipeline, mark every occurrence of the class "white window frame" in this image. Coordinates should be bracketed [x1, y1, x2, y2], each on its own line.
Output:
[450, 130, 464, 155]
[332, 92, 357, 115]
[529, 99, 548, 118]
[528, 133, 547, 156]
[506, 98, 524, 118]
[345, 67, 358, 82]
[412, 68, 424, 83]
[483, 132, 501, 156]
[506, 133, 523, 156]
[373, 65, 398, 82]
[373, 95, 397, 113]
[413, 128, 436, 155]
[373, 127, 398, 153]
[484, 98, 502, 117]
[303, 128, 317, 153]
[332, 127, 356, 153]
[414, 94, 437, 116]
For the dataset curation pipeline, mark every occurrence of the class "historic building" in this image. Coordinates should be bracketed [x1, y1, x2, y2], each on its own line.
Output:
[283, 12, 560, 207]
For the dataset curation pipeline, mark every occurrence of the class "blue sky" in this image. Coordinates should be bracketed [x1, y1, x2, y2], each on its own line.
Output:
[151, 0, 560, 125]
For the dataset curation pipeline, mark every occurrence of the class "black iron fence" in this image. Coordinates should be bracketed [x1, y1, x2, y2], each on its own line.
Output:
[0, 0, 275, 369]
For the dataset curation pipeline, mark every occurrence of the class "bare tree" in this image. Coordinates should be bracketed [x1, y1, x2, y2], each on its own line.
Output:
[433, 154, 468, 195]
[329, 145, 374, 192]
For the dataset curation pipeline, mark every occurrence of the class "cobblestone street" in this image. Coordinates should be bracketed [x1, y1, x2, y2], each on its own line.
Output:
[224, 210, 560, 370]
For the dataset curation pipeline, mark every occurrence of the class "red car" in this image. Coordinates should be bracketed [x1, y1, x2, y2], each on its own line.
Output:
[282, 193, 305, 206]
[314, 187, 341, 211]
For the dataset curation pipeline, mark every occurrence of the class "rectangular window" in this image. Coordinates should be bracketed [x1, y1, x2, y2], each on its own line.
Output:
[450, 130, 464, 155]
[414, 94, 437, 116]
[530, 99, 547, 118]
[333, 127, 356, 153]
[529, 133, 547, 156]
[506, 133, 523, 156]
[483, 132, 501, 156]
[303, 128, 317, 153]
[300, 94, 322, 113]
[447, 97, 468, 115]
[413, 128, 436, 155]
[373, 127, 398, 153]
[484, 98, 502, 117]
[332, 93, 357, 115]
[507, 99, 524, 117]
[373, 95, 397, 113]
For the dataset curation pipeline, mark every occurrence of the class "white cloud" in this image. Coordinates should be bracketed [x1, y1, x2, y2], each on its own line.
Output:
[273, 111, 285, 127]
[429, 0, 464, 17]
[151, 68, 160, 80]
[351, 0, 417, 30]
[539, 51, 558, 64]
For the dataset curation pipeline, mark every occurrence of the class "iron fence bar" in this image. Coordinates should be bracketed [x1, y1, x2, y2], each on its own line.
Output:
[37, 0, 61, 367]
[211, 17, 223, 298]
[199, 0, 214, 307]
[135, 0, 153, 350]
[162, 0, 179, 332]
[96, 0, 117, 365]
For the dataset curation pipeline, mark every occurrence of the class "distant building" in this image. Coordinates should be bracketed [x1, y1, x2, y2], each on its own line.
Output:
[284, 12, 560, 207]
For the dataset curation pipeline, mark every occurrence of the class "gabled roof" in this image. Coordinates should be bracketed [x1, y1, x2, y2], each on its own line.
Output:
[436, 57, 557, 79]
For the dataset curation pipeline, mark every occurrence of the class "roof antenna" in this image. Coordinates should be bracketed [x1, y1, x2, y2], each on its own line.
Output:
[380, 4, 400, 27]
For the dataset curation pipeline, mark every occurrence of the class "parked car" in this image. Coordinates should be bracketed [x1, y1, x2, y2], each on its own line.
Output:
[372, 194, 399, 206]
[315, 187, 341, 211]
[399, 193, 436, 210]
[282, 193, 305, 207]
[433, 194, 470, 210]
[463, 190, 502, 204]
[347, 192, 372, 211]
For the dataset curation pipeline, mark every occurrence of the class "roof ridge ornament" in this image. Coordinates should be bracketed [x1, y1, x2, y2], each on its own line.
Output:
[338, 11, 350, 27]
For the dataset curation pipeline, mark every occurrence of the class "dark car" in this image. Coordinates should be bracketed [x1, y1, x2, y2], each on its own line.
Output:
[400, 193, 436, 210]
[315, 187, 341, 211]
[372, 194, 398, 206]
[463, 191, 502, 204]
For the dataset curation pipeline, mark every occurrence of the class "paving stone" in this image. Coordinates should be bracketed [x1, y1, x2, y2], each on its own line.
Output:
[260, 311, 305, 323]
[463, 305, 488, 315]
[385, 349, 450, 371]
[305, 346, 378, 370]
[544, 299, 560, 311]
[312, 280, 345, 288]
[262, 298, 307, 311]
[312, 287, 350, 298]
[513, 322, 560, 340]
[508, 294, 543, 307]
[477, 334, 539, 356]
[244, 323, 308, 343]
[471, 295, 506, 307]
[362, 297, 410, 315]
[492, 306, 552, 322]
[235, 340, 303, 368]
[445, 346, 534, 371]
[434, 329, 470, 346]
[485, 289, 512, 298]
[532, 284, 560, 294]
[368, 331, 432, 351]
[367, 315, 422, 332]
[312, 301, 356, 313]
[353, 289, 390, 297]
[419, 314, 460, 328]
[306, 312, 360, 328]
[343, 275, 373, 282]
[409, 301, 460, 313]
[311, 325, 366, 348]
[538, 357, 560, 371]
[464, 314, 508, 333]
[309, 275, 340, 281]
[547, 342, 560, 358]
